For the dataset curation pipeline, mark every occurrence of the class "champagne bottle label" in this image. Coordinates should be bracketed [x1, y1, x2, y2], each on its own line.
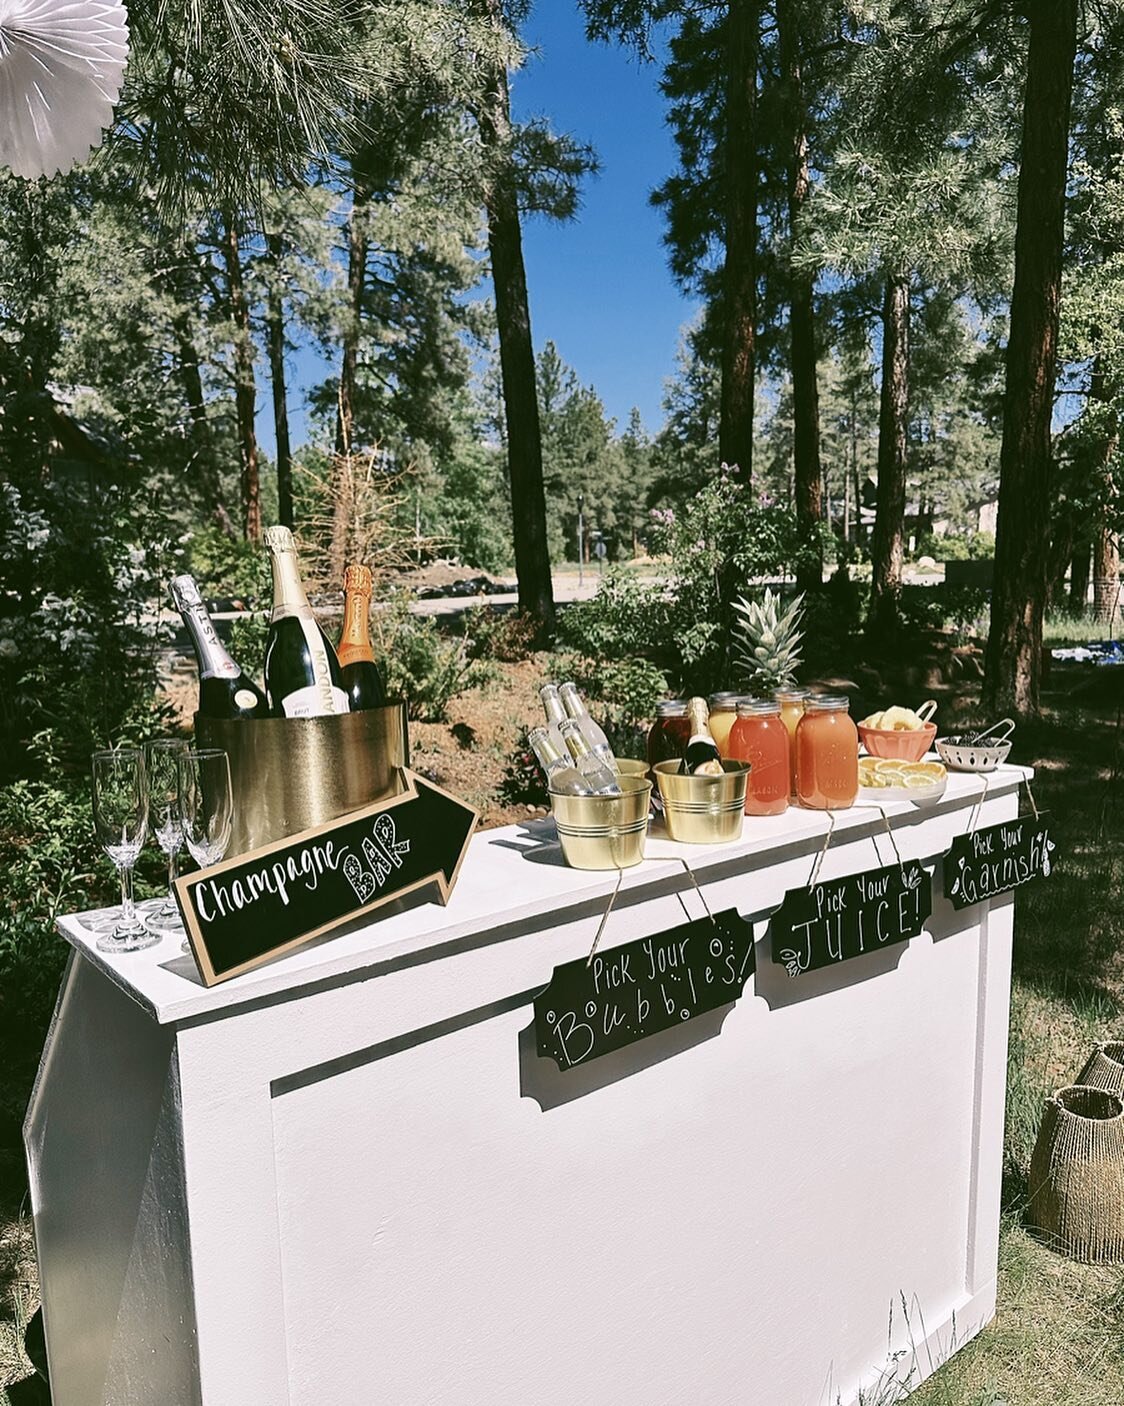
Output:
[171, 575, 239, 680]
[277, 618, 348, 717]
[234, 688, 262, 711]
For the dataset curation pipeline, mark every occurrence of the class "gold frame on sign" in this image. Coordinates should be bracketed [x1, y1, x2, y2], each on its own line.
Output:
[173, 768, 479, 987]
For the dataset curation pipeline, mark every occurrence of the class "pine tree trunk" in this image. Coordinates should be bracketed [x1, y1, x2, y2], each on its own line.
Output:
[1069, 542, 1091, 611]
[266, 233, 294, 530]
[982, 0, 1078, 716]
[331, 175, 372, 580]
[166, 251, 232, 535]
[869, 274, 910, 634]
[220, 213, 261, 542]
[1094, 529, 1121, 625]
[778, 0, 822, 589]
[478, 0, 555, 637]
[719, 0, 758, 483]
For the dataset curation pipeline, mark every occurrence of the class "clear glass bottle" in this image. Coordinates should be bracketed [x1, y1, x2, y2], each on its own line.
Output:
[559, 719, 621, 794]
[539, 684, 570, 755]
[727, 699, 790, 816]
[559, 681, 618, 771]
[679, 696, 724, 775]
[795, 694, 859, 810]
[528, 727, 593, 796]
[707, 691, 742, 757]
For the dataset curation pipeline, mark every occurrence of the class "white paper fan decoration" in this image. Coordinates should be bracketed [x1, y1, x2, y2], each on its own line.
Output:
[0, 0, 128, 179]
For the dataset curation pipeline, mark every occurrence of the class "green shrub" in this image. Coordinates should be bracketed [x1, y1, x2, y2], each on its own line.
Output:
[500, 741, 547, 806]
[897, 585, 990, 638]
[560, 472, 815, 691]
[187, 524, 269, 605]
[372, 591, 493, 721]
[464, 606, 541, 663]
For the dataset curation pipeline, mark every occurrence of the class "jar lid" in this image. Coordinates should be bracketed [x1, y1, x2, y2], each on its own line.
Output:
[737, 698, 781, 717]
[804, 693, 851, 713]
[708, 691, 742, 708]
[655, 699, 688, 717]
[774, 688, 811, 703]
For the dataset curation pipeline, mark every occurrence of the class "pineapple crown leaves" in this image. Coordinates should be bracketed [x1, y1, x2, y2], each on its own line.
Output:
[731, 588, 805, 692]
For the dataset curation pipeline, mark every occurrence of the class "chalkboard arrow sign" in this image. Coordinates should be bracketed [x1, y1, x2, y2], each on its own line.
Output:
[175, 769, 478, 986]
[945, 814, 1054, 910]
[534, 909, 756, 1070]
[770, 859, 932, 978]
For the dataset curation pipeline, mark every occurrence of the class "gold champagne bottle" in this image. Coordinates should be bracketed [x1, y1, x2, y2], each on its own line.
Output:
[337, 564, 387, 711]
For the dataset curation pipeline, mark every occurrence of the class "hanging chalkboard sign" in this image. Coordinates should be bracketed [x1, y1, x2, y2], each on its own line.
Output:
[945, 814, 1054, 910]
[770, 859, 932, 979]
[175, 770, 478, 986]
[534, 909, 756, 1070]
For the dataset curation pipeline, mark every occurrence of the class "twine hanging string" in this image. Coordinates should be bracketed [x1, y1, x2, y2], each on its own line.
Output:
[806, 813, 837, 889]
[585, 867, 625, 967]
[676, 855, 717, 925]
[1023, 773, 1041, 820]
[966, 772, 991, 836]
[585, 854, 717, 967]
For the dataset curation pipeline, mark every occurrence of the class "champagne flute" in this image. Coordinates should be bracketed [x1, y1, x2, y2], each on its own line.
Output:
[177, 749, 233, 957]
[140, 738, 190, 933]
[90, 749, 158, 953]
[180, 748, 234, 870]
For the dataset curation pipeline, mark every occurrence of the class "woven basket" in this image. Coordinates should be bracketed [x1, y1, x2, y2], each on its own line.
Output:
[1028, 1085, 1124, 1263]
[1076, 1042, 1124, 1099]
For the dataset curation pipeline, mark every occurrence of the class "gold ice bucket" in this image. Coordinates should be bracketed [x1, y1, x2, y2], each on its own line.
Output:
[195, 702, 409, 857]
[615, 758, 650, 778]
[549, 776, 652, 870]
[653, 759, 750, 844]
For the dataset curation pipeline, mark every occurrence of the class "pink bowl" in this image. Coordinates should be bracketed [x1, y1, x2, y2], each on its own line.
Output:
[857, 722, 938, 762]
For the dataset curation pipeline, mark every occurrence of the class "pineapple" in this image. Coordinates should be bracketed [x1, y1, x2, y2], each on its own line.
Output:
[732, 588, 805, 692]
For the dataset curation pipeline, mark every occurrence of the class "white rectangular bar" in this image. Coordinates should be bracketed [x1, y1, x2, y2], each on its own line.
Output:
[26, 766, 1029, 1405]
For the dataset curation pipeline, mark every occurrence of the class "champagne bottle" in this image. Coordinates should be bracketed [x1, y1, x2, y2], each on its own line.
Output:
[559, 719, 620, 794]
[337, 563, 387, 712]
[528, 727, 593, 796]
[262, 527, 350, 718]
[170, 574, 269, 720]
[538, 684, 570, 755]
[559, 681, 618, 771]
[679, 696, 724, 776]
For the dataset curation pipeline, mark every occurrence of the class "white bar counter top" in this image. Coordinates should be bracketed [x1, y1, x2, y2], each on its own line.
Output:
[27, 764, 1031, 1406]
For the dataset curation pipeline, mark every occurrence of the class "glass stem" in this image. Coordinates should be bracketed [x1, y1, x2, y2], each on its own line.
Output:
[167, 845, 179, 897]
[119, 865, 136, 925]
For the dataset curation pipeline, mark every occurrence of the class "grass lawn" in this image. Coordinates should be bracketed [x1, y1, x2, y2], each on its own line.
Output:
[2, 662, 1123, 1402]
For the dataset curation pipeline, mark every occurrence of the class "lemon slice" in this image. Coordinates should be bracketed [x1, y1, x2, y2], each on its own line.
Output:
[902, 772, 937, 789]
[903, 762, 946, 782]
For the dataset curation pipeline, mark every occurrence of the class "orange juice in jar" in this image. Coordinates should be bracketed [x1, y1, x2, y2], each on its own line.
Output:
[708, 692, 742, 757]
[775, 689, 810, 793]
[795, 695, 859, 810]
[727, 699, 790, 815]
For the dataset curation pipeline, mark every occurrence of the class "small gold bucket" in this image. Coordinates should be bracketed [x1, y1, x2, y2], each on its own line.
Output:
[615, 758, 651, 779]
[549, 776, 652, 870]
[195, 702, 409, 857]
[653, 759, 750, 844]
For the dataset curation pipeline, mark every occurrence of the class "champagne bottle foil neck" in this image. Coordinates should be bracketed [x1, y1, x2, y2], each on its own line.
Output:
[170, 574, 203, 609]
[263, 525, 297, 554]
[343, 563, 373, 594]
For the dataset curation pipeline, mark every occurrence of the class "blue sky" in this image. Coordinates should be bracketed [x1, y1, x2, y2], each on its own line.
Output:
[513, 8, 699, 432]
[271, 8, 698, 454]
